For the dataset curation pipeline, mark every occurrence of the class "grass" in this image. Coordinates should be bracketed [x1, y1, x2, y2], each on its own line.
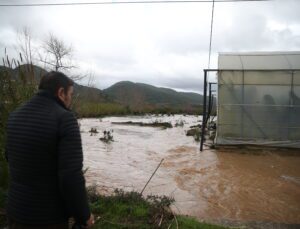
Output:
[173, 216, 228, 229]
[87, 187, 228, 229]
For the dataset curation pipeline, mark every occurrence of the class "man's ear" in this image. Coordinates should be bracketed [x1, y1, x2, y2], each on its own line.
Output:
[57, 87, 65, 100]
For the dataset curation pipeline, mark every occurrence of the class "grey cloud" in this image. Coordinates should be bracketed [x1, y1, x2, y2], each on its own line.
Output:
[0, 0, 300, 93]
[270, 0, 300, 24]
[159, 32, 210, 55]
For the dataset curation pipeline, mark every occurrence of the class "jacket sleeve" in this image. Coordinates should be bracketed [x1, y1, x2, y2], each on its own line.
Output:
[58, 112, 91, 225]
[5, 118, 9, 162]
[4, 148, 8, 162]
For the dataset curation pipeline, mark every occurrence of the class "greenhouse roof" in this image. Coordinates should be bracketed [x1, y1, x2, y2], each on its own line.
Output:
[218, 51, 300, 70]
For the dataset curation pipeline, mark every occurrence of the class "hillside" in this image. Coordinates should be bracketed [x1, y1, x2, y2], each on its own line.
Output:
[1, 65, 206, 114]
[0, 64, 108, 103]
[103, 81, 203, 109]
[0, 64, 47, 82]
[73, 84, 109, 103]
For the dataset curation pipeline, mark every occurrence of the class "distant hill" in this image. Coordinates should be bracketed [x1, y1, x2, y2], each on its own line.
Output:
[0, 64, 47, 82]
[1, 65, 206, 112]
[103, 81, 203, 109]
[73, 84, 109, 103]
[14, 64, 47, 82]
[0, 64, 108, 103]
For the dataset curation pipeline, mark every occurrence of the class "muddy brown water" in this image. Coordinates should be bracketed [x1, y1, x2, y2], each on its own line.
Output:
[80, 115, 300, 226]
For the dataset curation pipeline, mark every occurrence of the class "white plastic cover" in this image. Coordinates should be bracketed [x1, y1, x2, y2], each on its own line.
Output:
[216, 52, 300, 148]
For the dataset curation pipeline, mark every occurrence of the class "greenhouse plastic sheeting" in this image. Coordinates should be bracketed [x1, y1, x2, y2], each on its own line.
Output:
[216, 54, 300, 148]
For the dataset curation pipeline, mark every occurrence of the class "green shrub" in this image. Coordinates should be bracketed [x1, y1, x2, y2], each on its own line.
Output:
[86, 187, 227, 229]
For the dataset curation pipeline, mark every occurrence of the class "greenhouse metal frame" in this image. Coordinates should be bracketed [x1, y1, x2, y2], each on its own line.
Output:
[201, 52, 300, 150]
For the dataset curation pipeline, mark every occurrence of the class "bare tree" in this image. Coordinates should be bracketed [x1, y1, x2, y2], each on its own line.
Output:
[86, 71, 96, 88]
[41, 33, 75, 72]
[16, 27, 34, 64]
[15, 30, 86, 82]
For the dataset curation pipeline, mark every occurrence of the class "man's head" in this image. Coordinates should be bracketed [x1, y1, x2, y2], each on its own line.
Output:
[39, 71, 74, 108]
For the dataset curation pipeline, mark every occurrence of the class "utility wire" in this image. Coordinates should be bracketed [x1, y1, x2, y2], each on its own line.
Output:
[0, 0, 272, 7]
[208, 0, 215, 69]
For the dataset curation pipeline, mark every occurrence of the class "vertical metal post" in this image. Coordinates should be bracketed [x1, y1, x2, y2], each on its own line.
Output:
[241, 70, 245, 138]
[288, 71, 294, 139]
[207, 83, 212, 124]
[200, 70, 208, 151]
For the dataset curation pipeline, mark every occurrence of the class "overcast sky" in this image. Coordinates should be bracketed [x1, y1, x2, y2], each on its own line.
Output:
[0, 0, 300, 93]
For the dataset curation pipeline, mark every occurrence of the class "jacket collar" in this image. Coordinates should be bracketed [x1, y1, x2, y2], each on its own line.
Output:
[37, 89, 70, 111]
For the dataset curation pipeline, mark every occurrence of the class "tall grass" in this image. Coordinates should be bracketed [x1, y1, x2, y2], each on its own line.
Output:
[0, 51, 38, 191]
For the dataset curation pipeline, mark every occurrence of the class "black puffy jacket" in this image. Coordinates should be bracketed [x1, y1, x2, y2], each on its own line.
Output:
[5, 90, 90, 225]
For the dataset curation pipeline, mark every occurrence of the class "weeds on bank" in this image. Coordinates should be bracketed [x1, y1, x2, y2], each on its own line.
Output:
[86, 186, 228, 229]
[87, 186, 174, 229]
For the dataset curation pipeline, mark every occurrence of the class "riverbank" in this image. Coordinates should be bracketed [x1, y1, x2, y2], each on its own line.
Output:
[0, 187, 227, 229]
[87, 187, 228, 229]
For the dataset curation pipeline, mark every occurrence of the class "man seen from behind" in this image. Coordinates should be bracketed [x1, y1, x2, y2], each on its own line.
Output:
[5, 71, 94, 228]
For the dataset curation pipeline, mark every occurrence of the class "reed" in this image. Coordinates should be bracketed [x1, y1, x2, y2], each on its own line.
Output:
[0, 51, 38, 191]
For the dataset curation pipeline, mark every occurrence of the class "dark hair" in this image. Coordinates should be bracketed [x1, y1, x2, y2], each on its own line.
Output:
[39, 71, 74, 95]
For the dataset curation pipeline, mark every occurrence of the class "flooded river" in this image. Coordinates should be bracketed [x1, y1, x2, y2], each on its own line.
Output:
[80, 115, 300, 227]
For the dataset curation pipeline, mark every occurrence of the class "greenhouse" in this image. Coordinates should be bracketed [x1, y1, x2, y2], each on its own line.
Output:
[215, 52, 300, 148]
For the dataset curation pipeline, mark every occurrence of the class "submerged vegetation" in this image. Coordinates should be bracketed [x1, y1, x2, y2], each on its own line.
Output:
[175, 120, 185, 127]
[89, 127, 99, 136]
[186, 127, 202, 142]
[112, 121, 173, 129]
[99, 130, 114, 143]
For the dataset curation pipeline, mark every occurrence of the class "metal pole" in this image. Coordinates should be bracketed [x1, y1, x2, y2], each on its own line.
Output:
[200, 70, 207, 151]
[140, 158, 164, 195]
[288, 71, 294, 139]
[207, 83, 217, 124]
[207, 83, 212, 124]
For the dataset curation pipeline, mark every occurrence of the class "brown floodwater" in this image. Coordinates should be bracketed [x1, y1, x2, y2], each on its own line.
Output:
[80, 115, 300, 226]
